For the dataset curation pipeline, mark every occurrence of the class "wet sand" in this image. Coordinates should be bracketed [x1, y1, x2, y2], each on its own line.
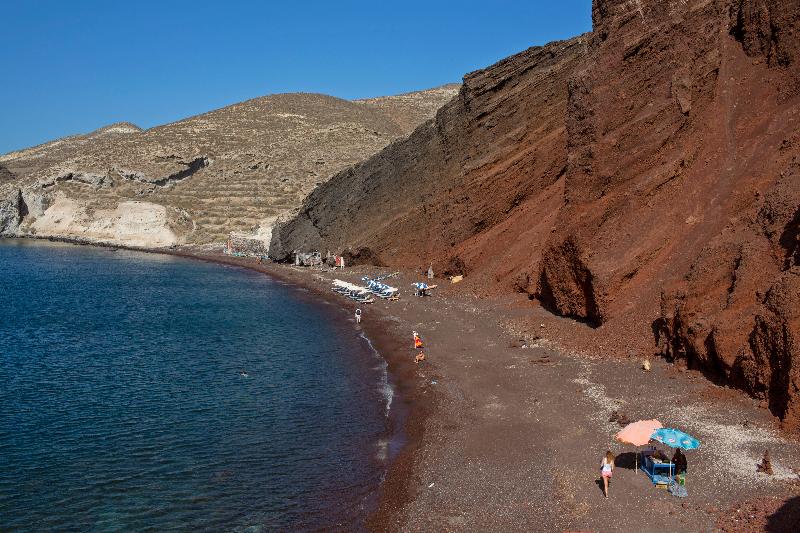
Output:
[169, 252, 799, 532]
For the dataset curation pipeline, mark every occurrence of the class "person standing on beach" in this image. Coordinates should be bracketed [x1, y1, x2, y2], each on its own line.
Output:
[355, 308, 362, 324]
[413, 331, 423, 349]
[672, 447, 687, 484]
[600, 450, 614, 498]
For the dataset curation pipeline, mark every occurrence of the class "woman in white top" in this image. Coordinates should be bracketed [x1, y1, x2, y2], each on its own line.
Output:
[601, 450, 615, 498]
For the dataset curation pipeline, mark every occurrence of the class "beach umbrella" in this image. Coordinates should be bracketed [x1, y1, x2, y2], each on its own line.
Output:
[648, 428, 699, 483]
[650, 428, 700, 450]
[615, 419, 663, 472]
[616, 419, 663, 446]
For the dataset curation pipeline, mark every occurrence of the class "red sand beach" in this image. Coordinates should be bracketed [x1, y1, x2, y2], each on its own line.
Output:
[24, 237, 798, 531]
[173, 250, 800, 532]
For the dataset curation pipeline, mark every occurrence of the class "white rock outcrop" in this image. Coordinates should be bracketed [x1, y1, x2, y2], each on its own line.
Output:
[29, 195, 179, 247]
[0, 189, 22, 235]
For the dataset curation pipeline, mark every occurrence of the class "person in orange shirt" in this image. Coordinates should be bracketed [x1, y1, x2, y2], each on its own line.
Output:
[413, 331, 423, 349]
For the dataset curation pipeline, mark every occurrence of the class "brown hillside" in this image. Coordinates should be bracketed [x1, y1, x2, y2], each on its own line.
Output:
[355, 84, 462, 133]
[0, 87, 458, 246]
[272, 0, 800, 430]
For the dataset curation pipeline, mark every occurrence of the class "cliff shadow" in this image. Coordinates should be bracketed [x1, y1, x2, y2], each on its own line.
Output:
[766, 496, 800, 533]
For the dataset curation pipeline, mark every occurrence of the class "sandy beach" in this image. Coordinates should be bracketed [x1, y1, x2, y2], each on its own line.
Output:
[168, 250, 800, 532]
[7, 237, 799, 530]
[4, 0, 799, 529]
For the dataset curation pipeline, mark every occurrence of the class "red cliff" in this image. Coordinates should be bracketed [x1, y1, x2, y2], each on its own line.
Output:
[272, 0, 800, 430]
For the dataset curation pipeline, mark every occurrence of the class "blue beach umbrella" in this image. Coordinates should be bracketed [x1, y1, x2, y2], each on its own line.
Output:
[650, 428, 700, 450]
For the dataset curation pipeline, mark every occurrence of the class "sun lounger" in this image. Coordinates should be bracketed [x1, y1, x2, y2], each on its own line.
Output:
[332, 280, 375, 303]
[375, 285, 398, 298]
[412, 282, 437, 296]
[362, 277, 400, 299]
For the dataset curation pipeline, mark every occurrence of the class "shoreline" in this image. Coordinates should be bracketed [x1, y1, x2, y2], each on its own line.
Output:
[5, 236, 800, 531]
[2, 236, 426, 530]
[157, 249, 430, 531]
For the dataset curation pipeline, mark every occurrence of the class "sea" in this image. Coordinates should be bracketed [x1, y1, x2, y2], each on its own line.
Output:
[0, 239, 393, 532]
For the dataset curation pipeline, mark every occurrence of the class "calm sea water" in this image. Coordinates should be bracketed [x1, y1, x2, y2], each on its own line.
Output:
[0, 239, 391, 532]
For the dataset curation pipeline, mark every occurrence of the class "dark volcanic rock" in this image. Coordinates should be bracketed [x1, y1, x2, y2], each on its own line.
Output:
[538, 0, 800, 429]
[730, 0, 799, 69]
[657, 162, 800, 430]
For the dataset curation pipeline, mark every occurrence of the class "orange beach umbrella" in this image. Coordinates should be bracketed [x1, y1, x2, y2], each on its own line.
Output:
[616, 419, 663, 446]
[616, 419, 663, 472]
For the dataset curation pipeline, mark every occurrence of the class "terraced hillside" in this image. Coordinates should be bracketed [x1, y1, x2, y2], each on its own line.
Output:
[0, 85, 458, 246]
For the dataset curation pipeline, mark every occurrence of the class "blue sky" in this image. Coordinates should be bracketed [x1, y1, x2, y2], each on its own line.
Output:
[0, 1, 591, 154]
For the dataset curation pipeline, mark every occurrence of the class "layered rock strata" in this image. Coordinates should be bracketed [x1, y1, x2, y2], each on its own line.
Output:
[272, 0, 800, 430]
[270, 36, 590, 272]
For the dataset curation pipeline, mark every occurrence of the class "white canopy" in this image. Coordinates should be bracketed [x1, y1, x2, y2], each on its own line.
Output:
[332, 279, 371, 293]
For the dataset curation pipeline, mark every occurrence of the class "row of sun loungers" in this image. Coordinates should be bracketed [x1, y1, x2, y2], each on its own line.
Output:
[332, 277, 437, 304]
[331, 277, 402, 303]
[362, 277, 400, 299]
[331, 280, 375, 303]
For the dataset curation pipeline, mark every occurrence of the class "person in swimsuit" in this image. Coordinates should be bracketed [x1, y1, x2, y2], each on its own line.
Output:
[413, 331, 424, 349]
[601, 450, 615, 498]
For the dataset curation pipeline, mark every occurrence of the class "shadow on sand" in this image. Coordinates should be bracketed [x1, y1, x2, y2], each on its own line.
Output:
[767, 496, 800, 532]
[594, 477, 608, 496]
[613, 451, 639, 470]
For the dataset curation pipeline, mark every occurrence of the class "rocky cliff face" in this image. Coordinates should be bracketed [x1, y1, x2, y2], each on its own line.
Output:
[544, 0, 800, 429]
[270, 37, 589, 270]
[539, 0, 799, 326]
[0, 188, 23, 235]
[0, 87, 458, 247]
[273, 0, 800, 430]
[653, 0, 800, 429]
